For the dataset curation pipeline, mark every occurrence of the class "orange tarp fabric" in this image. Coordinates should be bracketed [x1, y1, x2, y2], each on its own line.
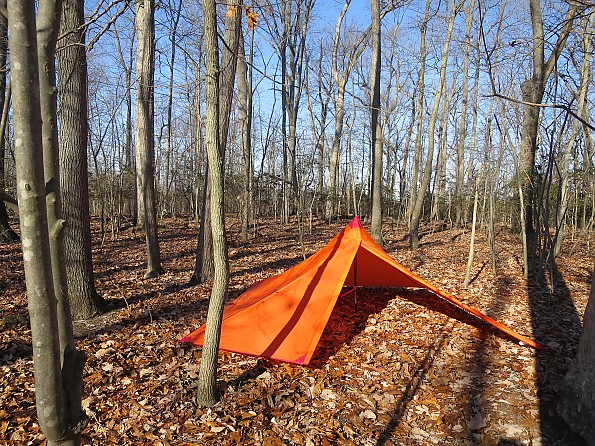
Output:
[180, 217, 540, 365]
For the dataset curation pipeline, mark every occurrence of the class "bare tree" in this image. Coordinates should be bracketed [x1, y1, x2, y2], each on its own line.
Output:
[369, 0, 382, 244]
[454, 0, 476, 227]
[554, 13, 594, 257]
[0, 0, 17, 242]
[196, 0, 231, 408]
[407, 0, 430, 227]
[134, 0, 163, 278]
[326, 0, 371, 220]
[409, 0, 462, 248]
[238, 26, 254, 243]
[519, 0, 581, 261]
[274, 0, 314, 222]
[8, 0, 87, 443]
[58, 0, 106, 319]
[192, 1, 241, 284]
[161, 0, 183, 217]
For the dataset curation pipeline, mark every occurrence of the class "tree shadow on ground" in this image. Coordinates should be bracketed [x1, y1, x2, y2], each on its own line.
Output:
[376, 329, 451, 445]
[0, 338, 33, 365]
[459, 274, 520, 446]
[527, 251, 586, 445]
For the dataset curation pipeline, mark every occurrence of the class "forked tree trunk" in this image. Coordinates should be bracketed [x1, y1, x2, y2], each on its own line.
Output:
[8, 1, 86, 444]
[193, 4, 240, 283]
[58, 0, 105, 319]
[196, 0, 230, 407]
[326, 0, 371, 220]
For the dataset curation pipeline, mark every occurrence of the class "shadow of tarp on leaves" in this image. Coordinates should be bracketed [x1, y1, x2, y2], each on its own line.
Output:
[307, 286, 530, 368]
[395, 288, 531, 346]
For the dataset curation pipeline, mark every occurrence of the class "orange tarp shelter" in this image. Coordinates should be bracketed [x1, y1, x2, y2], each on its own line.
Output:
[180, 217, 540, 365]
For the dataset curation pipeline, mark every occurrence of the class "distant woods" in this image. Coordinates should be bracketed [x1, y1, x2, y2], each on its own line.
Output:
[0, 0, 593, 258]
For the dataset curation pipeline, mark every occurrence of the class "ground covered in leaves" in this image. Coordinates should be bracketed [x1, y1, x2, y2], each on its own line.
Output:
[1, 216, 593, 445]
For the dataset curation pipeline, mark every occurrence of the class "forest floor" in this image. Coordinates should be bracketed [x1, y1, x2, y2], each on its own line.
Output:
[1, 216, 594, 446]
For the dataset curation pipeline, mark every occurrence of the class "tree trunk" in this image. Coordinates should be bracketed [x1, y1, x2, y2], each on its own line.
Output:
[407, 0, 430, 227]
[162, 0, 183, 217]
[464, 178, 480, 288]
[559, 271, 595, 443]
[520, 0, 580, 260]
[134, 0, 163, 278]
[58, 0, 105, 319]
[409, 0, 460, 248]
[326, 0, 370, 220]
[8, 1, 86, 443]
[238, 26, 253, 243]
[454, 0, 475, 226]
[554, 13, 594, 257]
[0, 5, 17, 242]
[369, 0, 382, 244]
[193, 2, 240, 283]
[196, 0, 230, 407]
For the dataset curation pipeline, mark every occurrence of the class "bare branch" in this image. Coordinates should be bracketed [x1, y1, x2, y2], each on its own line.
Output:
[486, 92, 595, 132]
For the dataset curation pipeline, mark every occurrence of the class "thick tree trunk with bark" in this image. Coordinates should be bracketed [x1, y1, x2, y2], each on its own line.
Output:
[134, 0, 163, 278]
[58, 0, 105, 319]
[196, 0, 230, 407]
[37, 0, 74, 355]
[8, 1, 86, 444]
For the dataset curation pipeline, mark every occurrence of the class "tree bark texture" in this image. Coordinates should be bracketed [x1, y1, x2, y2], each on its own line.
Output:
[58, 0, 105, 319]
[196, 0, 230, 408]
[369, 0, 382, 245]
[8, 1, 86, 444]
[134, 0, 163, 278]
[37, 0, 75, 358]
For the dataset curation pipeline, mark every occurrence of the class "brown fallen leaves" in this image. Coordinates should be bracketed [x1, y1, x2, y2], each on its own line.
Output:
[0, 217, 593, 445]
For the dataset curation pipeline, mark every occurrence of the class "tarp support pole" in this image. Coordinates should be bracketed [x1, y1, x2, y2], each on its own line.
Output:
[354, 253, 358, 312]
